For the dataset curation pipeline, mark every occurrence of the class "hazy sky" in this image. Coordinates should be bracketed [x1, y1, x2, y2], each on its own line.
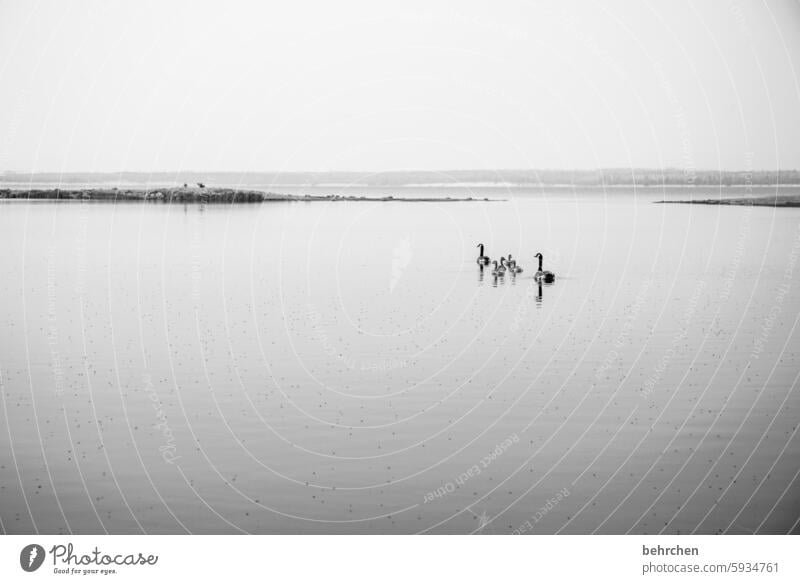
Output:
[1, 0, 799, 172]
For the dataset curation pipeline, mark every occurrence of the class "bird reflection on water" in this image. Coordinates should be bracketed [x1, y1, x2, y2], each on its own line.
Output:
[534, 280, 558, 306]
[489, 269, 528, 288]
[486, 268, 554, 299]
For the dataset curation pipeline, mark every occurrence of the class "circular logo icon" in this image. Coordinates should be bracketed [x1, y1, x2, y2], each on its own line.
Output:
[20, 544, 46, 572]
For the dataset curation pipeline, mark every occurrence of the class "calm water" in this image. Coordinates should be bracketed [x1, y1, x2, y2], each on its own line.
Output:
[1, 186, 799, 534]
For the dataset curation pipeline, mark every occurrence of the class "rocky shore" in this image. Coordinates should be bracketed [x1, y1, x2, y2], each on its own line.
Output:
[656, 194, 800, 208]
[0, 187, 494, 203]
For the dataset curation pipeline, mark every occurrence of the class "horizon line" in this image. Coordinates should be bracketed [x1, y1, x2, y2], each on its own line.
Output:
[2, 167, 799, 175]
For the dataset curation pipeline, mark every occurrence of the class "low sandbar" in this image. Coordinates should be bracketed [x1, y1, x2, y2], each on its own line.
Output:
[655, 194, 800, 208]
[0, 188, 497, 203]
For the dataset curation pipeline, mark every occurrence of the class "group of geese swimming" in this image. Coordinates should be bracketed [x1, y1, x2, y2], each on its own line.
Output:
[476, 243, 555, 283]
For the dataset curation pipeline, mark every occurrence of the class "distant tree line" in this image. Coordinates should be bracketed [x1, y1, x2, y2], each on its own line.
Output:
[2, 169, 799, 187]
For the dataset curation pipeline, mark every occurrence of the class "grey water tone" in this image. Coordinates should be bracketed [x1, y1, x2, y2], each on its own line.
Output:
[1, 185, 798, 534]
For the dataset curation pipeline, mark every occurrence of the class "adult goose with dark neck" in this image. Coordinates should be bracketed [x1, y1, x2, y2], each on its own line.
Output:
[533, 253, 555, 283]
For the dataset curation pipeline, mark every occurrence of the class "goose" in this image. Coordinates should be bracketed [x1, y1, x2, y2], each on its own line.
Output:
[507, 254, 523, 273]
[533, 252, 555, 283]
[476, 243, 491, 265]
[491, 260, 506, 276]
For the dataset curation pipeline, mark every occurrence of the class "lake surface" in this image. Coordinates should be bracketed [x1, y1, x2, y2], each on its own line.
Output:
[1, 185, 799, 534]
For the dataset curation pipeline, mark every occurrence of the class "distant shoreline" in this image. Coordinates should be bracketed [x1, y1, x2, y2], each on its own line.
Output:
[3, 169, 800, 188]
[655, 194, 800, 208]
[0, 188, 496, 203]
[5, 183, 799, 190]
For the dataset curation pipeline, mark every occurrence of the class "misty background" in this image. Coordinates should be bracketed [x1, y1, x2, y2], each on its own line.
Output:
[1, 0, 799, 174]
